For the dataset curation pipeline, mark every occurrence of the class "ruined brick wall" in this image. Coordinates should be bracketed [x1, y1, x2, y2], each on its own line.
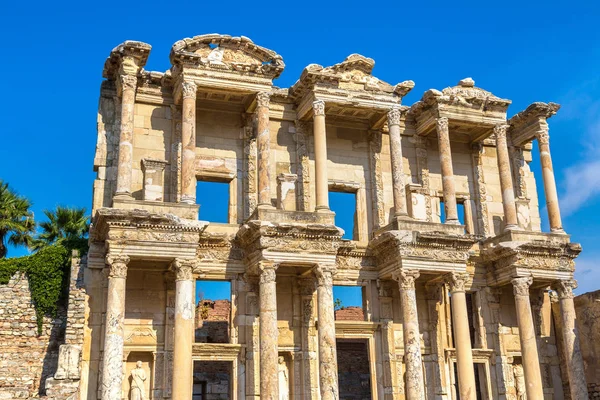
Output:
[574, 290, 600, 397]
[335, 306, 365, 321]
[195, 299, 230, 343]
[336, 340, 371, 399]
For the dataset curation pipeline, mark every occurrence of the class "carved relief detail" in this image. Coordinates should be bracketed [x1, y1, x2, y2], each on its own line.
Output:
[536, 128, 550, 145]
[511, 276, 533, 297]
[256, 92, 271, 108]
[369, 130, 386, 228]
[387, 106, 401, 126]
[436, 117, 449, 132]
[444, 272, 470, 293]
[392, 269, 420, 290]
[294, 121, 311, 212]
[312, 100, 325, 116]
[120, 75, 137, 91]
[181, 81, 197, 99]
[493, 123, 509, 139]
[472, 143, 490, 236]
[314, 264, 336, 287]
[171, 258, 196, 281]
[553, 279, 577, 300]
[105, 254, 130, 278]
[244, 114, 258, 218]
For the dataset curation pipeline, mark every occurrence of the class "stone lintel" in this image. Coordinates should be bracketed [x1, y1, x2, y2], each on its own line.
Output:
[192, 343, 242, 361]
[111, 198, 200, 220]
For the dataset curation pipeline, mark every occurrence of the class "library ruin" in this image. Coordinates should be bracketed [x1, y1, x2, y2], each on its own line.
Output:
[21, 33, 595, 399]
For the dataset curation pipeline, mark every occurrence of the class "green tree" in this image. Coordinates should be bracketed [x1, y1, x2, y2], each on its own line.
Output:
[32, 206, 90, 253]
[0, 181, 35, 258]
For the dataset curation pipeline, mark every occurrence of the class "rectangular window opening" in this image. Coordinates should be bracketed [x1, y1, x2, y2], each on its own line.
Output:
[196, 179, 230, 223]
[333, 285, 365, 321]
[439, 199, 465, 225]
[336, 339, 372, 399]
[193, 360, 231, 399]
[195, 280, 231, 343]
[330, 191, 357, 240]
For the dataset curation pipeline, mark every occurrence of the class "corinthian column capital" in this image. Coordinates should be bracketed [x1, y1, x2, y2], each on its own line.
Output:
[536, 128, 550, 145]
[256, 91, 271, 108]
[119, 74, 137, 91]
[436, 116, 449, 131]
[444, 272, 470, 293]
[553, 279, 577, 300]
[314, 264, 336, 287]
[493, 123, 509, 139]
[181, 81, 197, 100]
[313, 100, 325, 116]
[171, 258, 196, 281]
[512, 276, 533, 297]
[387, 106, 402, 126]
[105, 254, 130, 278]
[259, 261, 278, 284]
[392, 269, 420, 290]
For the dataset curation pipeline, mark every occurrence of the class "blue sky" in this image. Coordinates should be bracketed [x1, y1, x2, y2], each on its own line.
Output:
[1, 0, 599, 297]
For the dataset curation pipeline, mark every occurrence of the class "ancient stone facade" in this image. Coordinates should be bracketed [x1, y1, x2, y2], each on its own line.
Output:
[572, 290, 600, 398]
[77, 34, 589, 399]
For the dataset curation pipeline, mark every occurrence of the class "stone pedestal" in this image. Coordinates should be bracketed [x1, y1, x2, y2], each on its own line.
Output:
[435, 117, 459, 224]
[536, 129, 563, 232]
[446, 273, 476, 400]
[494, 124, 518, 230]
[256, 92, 272, 208]
[388, 107, 408, 217]
[115, 75, 137, 199]
[393, 269, 425, 400]
[171, 259, 196, 400]
[276, 173, 297, 211]
[259, 262, 279, 399]
[181, 81, 197, 204]
[511, 277, 544, 399]
[553, 280, 588, 400]
[101, 254, 129, 399]
[315, 265, 338, 400]
[141, 158, 169, 201]
[313, 100, 329, 212]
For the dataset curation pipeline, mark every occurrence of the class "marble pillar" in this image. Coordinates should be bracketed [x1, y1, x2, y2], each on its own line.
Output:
[553, 280, 588, 399]
[115, 75, 137, 198]
[314, 264, 338, 400]
[445, 273, 477, 400]
[537, 128, 564, 232]
[256, 92, 272, 208]
[259, 262, 279, 400]
[313, 100, 329, 212]
[494, 124, 518, 230]
[388, 106, 408, 217]
[180, 81, 197, 204]
[436, 117, 459, 224]
[511, 276, 544, 399]
[171, 259, 196, 400]
[101, 254, 130, 399]
[393, 269, 425, 400]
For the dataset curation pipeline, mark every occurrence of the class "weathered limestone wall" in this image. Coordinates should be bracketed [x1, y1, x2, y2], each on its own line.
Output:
[337, 340, 371, 399]
[573, 290, 600, 397]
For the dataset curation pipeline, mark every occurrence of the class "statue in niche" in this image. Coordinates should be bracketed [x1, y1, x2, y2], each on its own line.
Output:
[278, 356, 289, 400]
[130, 361, 147, 400]
[513, 364, 526, 400]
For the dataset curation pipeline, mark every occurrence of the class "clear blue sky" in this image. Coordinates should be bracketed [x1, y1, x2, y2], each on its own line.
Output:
[1, 0, 599, 297]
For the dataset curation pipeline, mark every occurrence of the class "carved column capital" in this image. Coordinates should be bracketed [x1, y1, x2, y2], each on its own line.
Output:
[171, 258, 196, 281]
[536, 128, 550, 144]
[444, 272, 470, 293]
[392, 269, 420, 290]
[258, 261, 278, 284]
[511, 276, 533, 297]
[119, 74, 137, 92]
[314, 264, 336, 287]
[105, 254, 130, 278]
[312, 100, 325, 116]
[553, 279, 577, 300]
[181, 81, 197, 100]
[493, 123, 509, 139]
[256, 91, 271, 108]
[387, 106, 402, 126]
[436, 117, 449, 131]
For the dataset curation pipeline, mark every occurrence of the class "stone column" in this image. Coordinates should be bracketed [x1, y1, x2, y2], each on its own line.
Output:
[256, 92, 272, 208]
[314, 264, 338, 399]
[436, 117, 459, 224]
[115, 75, 137, 198]
[180, 81, 197, 204]
[101, 254, 130, 399]
[259, 261, 279, 399]
[494, 124, 518, 230]
[537, 128, 564, 232]
[445, 273, 477, 400]
[511, 276, 544, 399]
[553, 280, 588, 399]
[388, 106, 408, 217]
[393, 269, 425, 400]
[313, 100, 329, 212]
[171, 259, 196, 400]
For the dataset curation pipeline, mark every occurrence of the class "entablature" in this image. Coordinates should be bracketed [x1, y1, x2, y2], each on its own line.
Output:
[508, 102, 560, 146]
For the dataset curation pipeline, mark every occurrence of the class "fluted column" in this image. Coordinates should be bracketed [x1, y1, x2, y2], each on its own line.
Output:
[115, 75, 137, 198]
[393, 269, 425, 400]
[314, 264, 338, 399]
[313, 100, 329, 212]
[259, 261, 279, 399]
[388, 106, 408, 217]
[445, 273, 476, 400]
[537, 128, 564, 232]
[511, 276, 544, 399]
[180, 81, 197, 204]
[101, 254, 130, 399]
[493, 124, 518, 230]
[171, 259, 196, 400]
[436, 117, 459, 224]
[553, 280, 588, 399]
[256, 92, 272, 208]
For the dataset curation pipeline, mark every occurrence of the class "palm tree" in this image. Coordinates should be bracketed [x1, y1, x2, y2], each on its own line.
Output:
[0, 181, 35, 258]
[32, 206, 90, 253]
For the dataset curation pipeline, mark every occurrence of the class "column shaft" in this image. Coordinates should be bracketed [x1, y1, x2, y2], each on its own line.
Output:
[537, 130, 563, 231]
[181, 82, 197, 204]
[388, 107, 408, 217]
[436, 117, 459, 224]
[512, 277, 544, 399]
[115, 75, 136, 198]
[554, 280, 588, 399]
[259, 263, 279, 399]
[313, 100, 329, 211]
[494, 124, 518, 229]
[315, 265, 338, 400]
[446, 273, 477, 400]
[172, 259, 196, 400]
[394, 270, 425, 400]
[101, 255, 129, 399]
[256, 92, 272, 207]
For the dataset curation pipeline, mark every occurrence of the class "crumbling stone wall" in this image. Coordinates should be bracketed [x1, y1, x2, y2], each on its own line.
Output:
[195, 299, 230, 343]
[193, 360, 231, 399]
[336, 340, 371, 399]
[574, 290, 600, 397]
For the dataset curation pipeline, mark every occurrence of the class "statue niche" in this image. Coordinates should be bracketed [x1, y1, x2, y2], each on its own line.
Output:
[126, 352, 153, 400]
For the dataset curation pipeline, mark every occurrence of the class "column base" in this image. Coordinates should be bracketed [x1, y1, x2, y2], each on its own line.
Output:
[180, 196, 196, 205]
[315, 206, 331, 213]
[503, 224, 520, 231]
[445, 219, 461, 225]
[394, 212, 411, 220]
[113, 192, 133, 201]
[257, 203, 275, 210]
[550, 227, 566, 234]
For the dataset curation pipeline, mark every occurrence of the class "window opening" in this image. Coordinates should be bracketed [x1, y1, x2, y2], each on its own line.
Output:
[337, 339, 372, 399]
[196, 180, 229, 223]
[195, 280, 231, 343]
[193, 361, 231, 399]
[330, 191, 357, 240]
[333, 285, 365, 321]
